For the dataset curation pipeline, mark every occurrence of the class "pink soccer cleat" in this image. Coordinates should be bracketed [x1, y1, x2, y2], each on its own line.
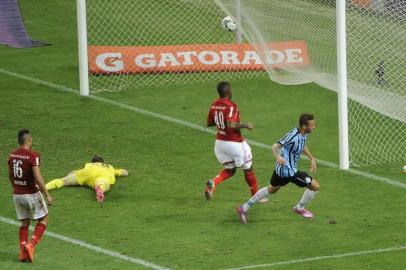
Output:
[95, 185, 104, 203]
[236, 206, 248, 224]
[293, 206, 314, 218]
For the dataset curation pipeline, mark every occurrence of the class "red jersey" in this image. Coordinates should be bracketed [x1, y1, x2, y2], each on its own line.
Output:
[8, 148, 40, 194]
[207, 98, 244, 142]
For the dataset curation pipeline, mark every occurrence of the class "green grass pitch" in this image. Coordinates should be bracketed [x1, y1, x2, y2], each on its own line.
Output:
[0, 1, 405, 270]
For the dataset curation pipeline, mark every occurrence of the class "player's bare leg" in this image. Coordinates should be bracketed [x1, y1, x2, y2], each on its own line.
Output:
[293, 179, 320, 218]
[19, 218, 30, 262]
[236, 185, 280, 223]
[205, 166, 236, 200]
[25, 215, 48, 263]
[46, 173, 78, 190]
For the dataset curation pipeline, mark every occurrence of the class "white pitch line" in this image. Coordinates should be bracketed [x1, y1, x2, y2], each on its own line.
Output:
[1, 68, 405, 190]
[0, 216, 171, 270]
[223, 244, 406, 270]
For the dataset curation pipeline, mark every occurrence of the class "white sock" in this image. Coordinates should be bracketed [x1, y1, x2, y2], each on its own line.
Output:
[242, 187, 270, 212]
[296, 189, 318, 210]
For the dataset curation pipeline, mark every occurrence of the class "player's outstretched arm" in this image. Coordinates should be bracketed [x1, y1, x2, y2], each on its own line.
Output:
[33, 166, 54, 205]
[228, 121, 253, 130]
[303, 145, 317, 173]
[115, 168, 129, 177]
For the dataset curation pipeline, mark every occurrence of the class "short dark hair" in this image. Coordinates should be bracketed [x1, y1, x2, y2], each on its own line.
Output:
[299, 113, 314, 127]
[18, 129, 31, 145]
[217, 81, 231, 98]
[91, 154, 104, 163]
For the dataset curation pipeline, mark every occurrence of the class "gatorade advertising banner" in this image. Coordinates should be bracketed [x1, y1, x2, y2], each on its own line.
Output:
[88, 41, 310, 74]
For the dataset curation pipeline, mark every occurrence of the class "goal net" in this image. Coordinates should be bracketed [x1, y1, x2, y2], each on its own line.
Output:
[85, 0, 265, 93]
[215, 0, 406, 166]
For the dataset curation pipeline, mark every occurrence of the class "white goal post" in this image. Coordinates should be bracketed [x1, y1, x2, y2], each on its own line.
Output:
[77, 0, 89, 97]
[336, 0, 349, 170]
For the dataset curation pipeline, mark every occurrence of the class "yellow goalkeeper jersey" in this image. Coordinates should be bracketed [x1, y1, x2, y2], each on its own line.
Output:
[75, 162, 125, 188]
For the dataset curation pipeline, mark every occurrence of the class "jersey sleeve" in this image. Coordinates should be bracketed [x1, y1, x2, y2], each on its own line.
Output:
[7, 157, 12, 178]
[114, 168, 126, 176]
[29, 152, 40, 167]
[207, 105, 214, 125]
[277, 130, 298, 146]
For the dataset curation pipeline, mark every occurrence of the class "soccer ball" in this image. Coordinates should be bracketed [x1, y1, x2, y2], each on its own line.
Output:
[221, 16, 237, 31]
[402, 165, 406, 174]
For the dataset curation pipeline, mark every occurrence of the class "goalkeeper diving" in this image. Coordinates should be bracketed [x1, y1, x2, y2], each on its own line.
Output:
[46, 155, 129, 203]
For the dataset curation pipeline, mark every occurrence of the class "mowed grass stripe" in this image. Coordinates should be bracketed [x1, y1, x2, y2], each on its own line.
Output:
[0, 67, 405, 191]
[0, 216, 171, 270]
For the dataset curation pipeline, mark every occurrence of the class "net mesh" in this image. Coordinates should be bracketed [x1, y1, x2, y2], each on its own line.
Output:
[215, 0, 406, 166]
[86, 0, 406, 165]
[86, 0, 265, 92]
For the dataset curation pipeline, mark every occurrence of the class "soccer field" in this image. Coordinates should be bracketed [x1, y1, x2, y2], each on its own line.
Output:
[0, 1, 405, 270]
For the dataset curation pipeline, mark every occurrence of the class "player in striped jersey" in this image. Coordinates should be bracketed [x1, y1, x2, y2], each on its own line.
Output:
[236, 114, 320, 223]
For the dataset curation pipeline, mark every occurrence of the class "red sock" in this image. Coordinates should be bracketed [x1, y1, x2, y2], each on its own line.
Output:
[244, 169, 258, 196]
[19, 226, 29, 248]
[213, 168, 236, 186]
[31, 223, 46, 246]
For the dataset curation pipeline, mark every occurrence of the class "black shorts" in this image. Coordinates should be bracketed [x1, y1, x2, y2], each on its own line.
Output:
[270, 170, 313, 188]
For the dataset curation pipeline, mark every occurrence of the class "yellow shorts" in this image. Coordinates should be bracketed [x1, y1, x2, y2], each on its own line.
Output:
[75, 171, 110, 191]
[75, 170, 91, 186]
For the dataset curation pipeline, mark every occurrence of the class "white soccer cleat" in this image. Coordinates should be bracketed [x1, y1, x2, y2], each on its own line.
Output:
[258, 198, 269, 203]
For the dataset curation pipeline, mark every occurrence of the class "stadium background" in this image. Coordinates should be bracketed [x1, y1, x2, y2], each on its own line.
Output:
[0, 1, 405, 269]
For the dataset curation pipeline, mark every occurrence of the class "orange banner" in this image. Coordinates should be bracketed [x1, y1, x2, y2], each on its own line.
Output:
[88, 42, 310, 74]
[351, 0, 371, 8]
